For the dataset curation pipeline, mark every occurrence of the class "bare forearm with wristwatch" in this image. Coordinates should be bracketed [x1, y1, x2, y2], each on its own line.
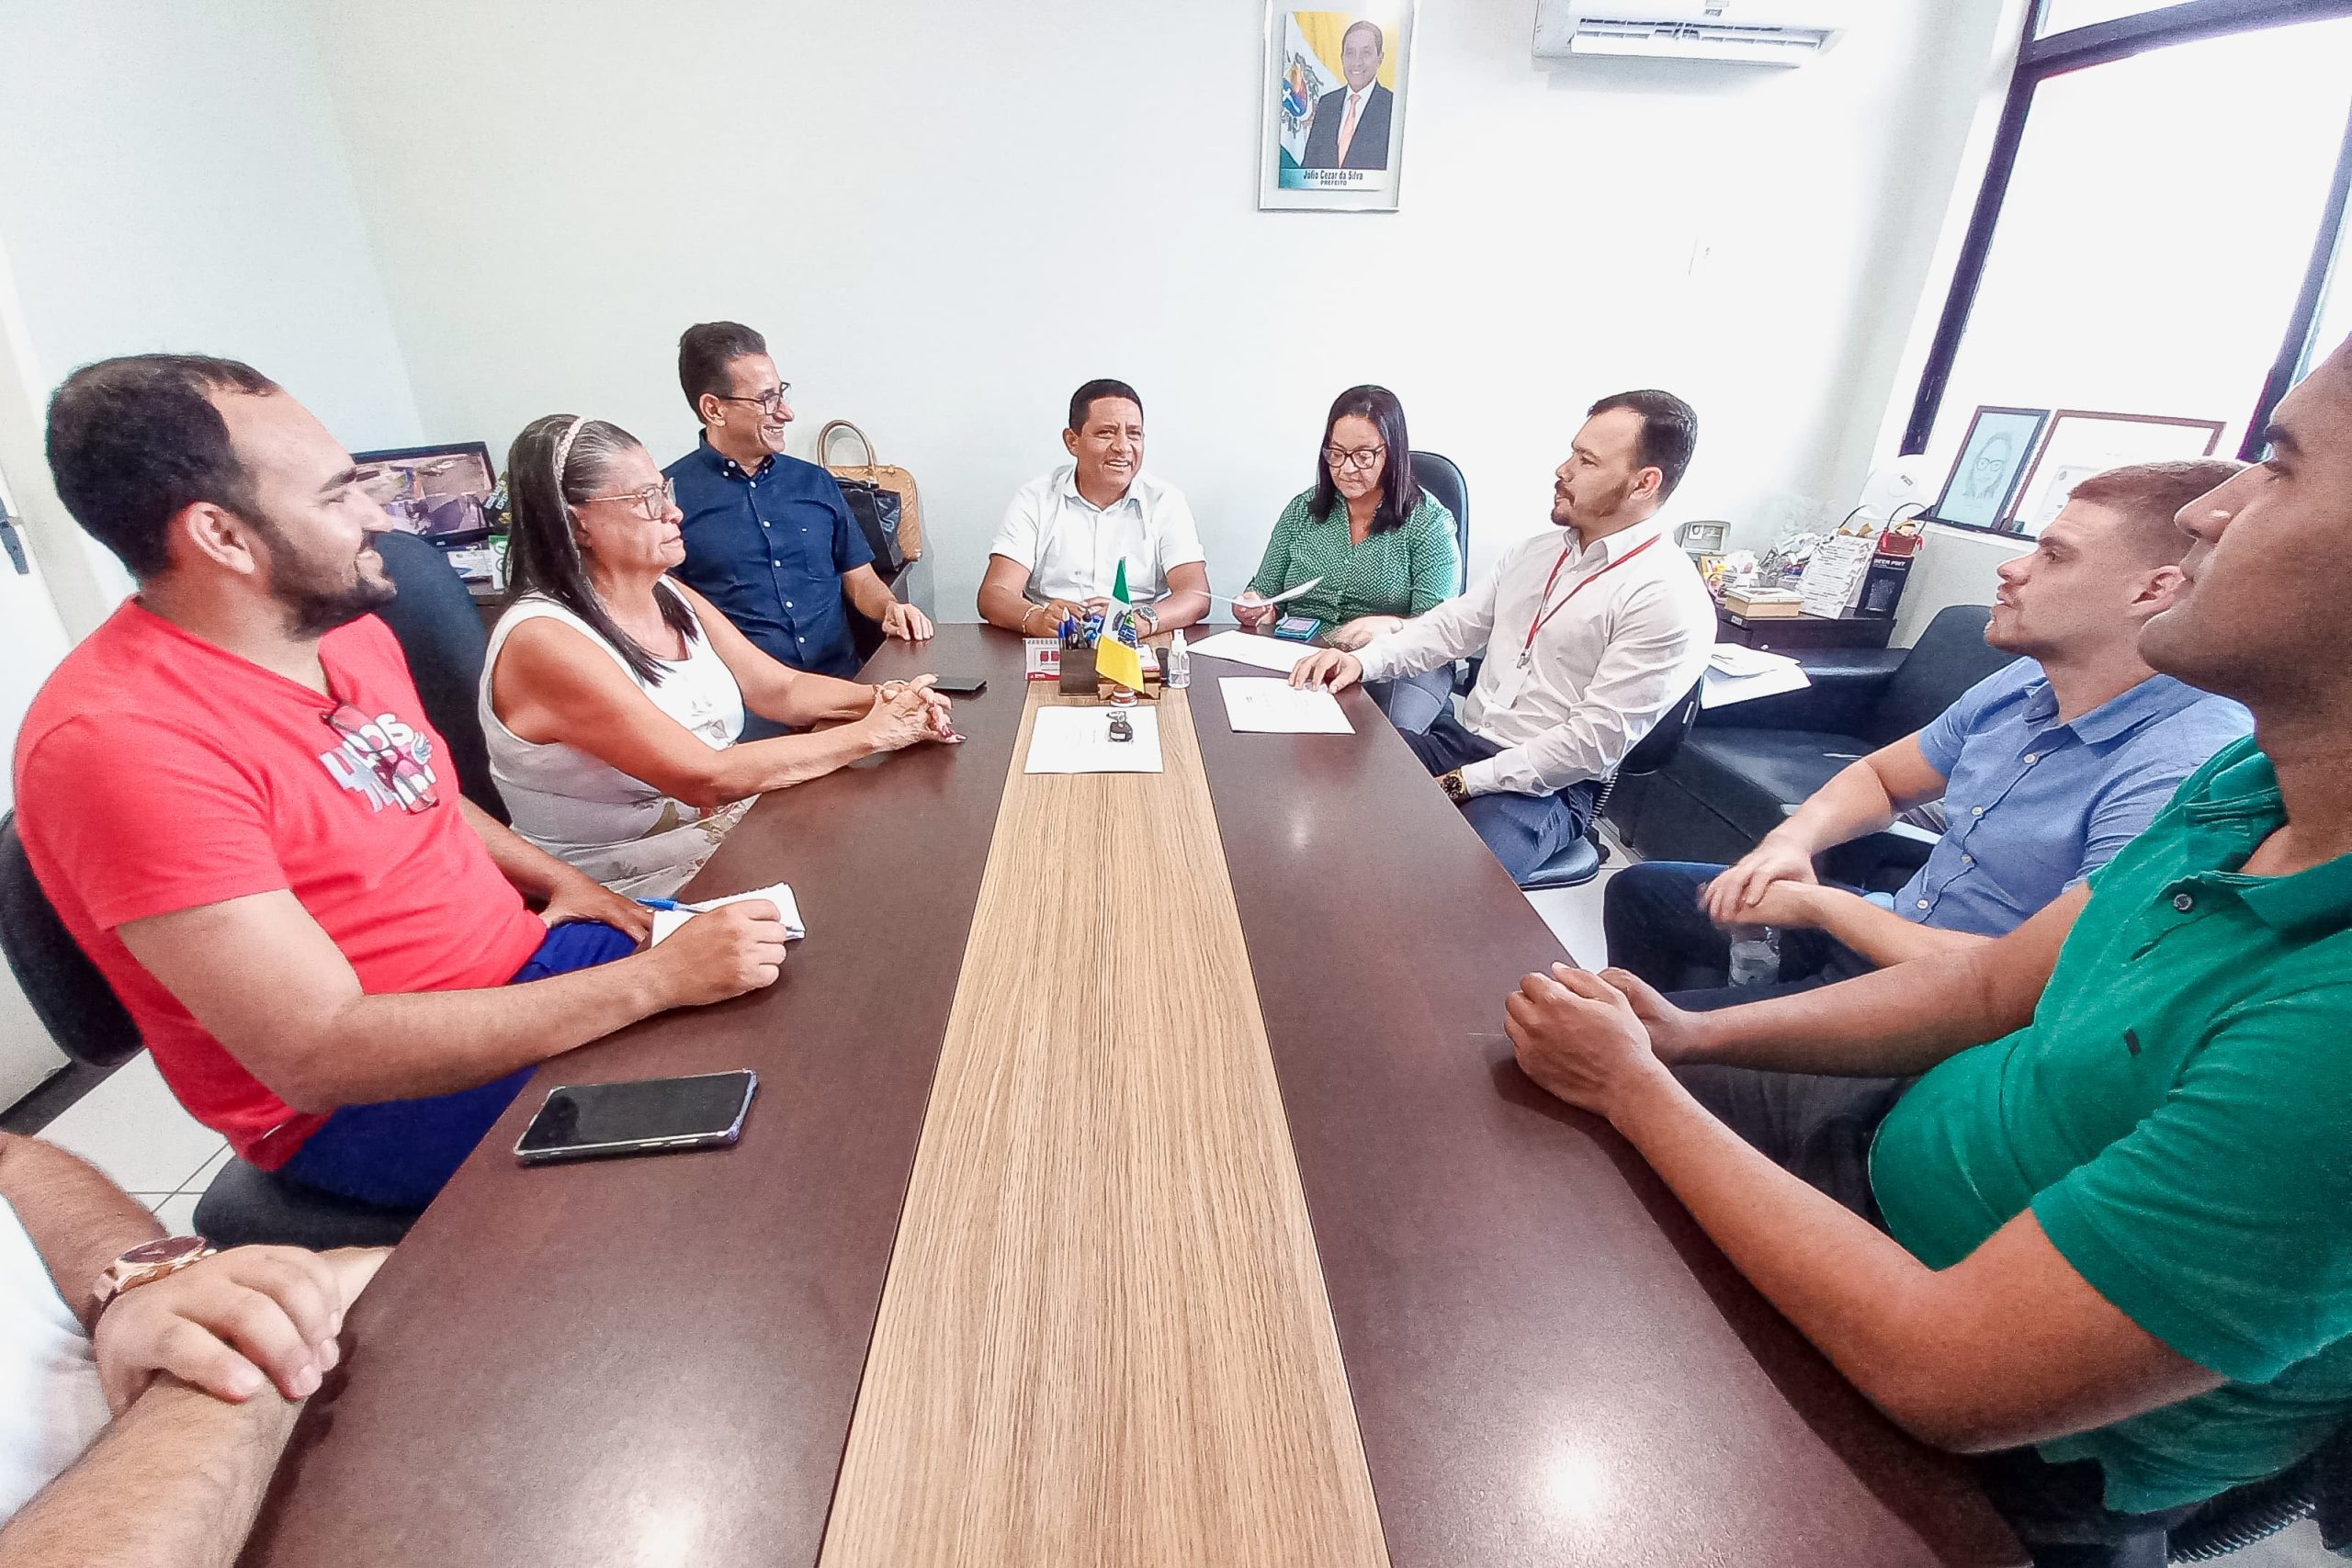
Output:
[0, 1134, 389, 1563]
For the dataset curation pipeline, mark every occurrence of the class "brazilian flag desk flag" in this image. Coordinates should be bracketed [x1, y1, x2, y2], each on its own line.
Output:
[1095, 560, 1147, 694]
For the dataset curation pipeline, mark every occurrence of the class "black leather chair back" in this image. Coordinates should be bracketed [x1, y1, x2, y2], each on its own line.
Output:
[2165, 1416, 2352, 1560]
[1623, 678, 1705, 780]
[369, 529, 508, 822]
[1409, 450, 1469, 594]
[1864, 604, 2015, 747]
[0, 811, 142, 1069]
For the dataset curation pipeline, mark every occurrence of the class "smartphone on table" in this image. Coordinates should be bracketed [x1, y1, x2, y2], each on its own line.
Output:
[514, 1069, 757, 1166]
[930, 675, 988, 695]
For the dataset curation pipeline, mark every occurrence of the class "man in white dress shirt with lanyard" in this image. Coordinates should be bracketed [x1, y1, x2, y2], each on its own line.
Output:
[1295, 390, 1716, 880]
[976, 378, 1213, 637]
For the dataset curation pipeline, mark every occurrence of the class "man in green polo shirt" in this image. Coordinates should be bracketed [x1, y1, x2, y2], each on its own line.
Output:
[1501, 334, 2352, 1565]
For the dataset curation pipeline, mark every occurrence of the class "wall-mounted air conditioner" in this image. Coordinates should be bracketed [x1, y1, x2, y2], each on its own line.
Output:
[1532, 1, 1851, 67]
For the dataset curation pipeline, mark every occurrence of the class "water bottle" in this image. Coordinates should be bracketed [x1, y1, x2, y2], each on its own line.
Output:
[1164, 628, 1192, 690]
[1726, 925, 1781, 987]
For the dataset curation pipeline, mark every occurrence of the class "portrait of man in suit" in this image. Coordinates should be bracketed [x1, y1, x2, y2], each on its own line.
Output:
[1301, 20, 1393, 171]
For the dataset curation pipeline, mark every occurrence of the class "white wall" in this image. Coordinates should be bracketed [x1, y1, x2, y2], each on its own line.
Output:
[1892, 523, 2029, 647]
[308, 0, 2013, 617]
[0, 0, 424, 633]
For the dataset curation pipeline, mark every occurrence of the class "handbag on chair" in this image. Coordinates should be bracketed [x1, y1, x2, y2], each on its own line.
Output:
[820, 420, 924, 583]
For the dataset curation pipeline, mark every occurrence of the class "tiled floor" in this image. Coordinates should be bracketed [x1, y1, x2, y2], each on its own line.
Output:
[33, 1051, 229, 1231]
[1518, 822, 1630, 967]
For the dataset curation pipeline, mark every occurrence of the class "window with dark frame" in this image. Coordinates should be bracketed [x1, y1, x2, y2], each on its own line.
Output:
[1902, 0, 2352, 536]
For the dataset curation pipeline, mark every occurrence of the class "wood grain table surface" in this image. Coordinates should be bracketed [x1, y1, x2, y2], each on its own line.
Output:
[242, 625, 2020, 1568]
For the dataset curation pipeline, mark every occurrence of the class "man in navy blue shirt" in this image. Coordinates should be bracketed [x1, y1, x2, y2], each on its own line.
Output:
[664, 321, 932, 684]
[1604, 459, 2252, 1009]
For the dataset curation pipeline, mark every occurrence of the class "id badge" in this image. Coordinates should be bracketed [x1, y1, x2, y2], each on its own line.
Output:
[1488, 653, 1533, 710]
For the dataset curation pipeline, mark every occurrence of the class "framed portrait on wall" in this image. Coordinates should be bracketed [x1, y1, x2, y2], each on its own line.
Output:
[1927, 406, 2050, 532]
[2011, 410, 2226, 536]
[1259, 2, 1418, 211]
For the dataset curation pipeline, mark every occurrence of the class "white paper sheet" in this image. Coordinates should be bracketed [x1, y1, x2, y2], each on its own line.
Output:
[650, 881, 805, 944]
[1023, 705, 1164, 773]
[1186, 630, 1319, 674]
[1701, 662, 1813, 708]
[1217, 678, 1354, 735]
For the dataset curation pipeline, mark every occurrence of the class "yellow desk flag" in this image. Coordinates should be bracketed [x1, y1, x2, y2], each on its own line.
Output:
[1095, 560, 1145, 692]
[1096, 618, 1145, 693]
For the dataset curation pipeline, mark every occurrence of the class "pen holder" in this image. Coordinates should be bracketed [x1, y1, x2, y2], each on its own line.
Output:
[1057, 642, 1098, 695]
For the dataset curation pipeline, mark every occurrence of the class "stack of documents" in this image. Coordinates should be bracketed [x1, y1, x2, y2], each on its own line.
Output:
[650, 882, 806, 944]
[1023, 705, 1164, 773]
[1701, 644, 1811, 709]
[1217, 678, 1352, 735]
[1185, 630, 1318, 674]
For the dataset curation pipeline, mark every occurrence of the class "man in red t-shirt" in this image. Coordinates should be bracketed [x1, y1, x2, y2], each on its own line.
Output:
[16, 355, 789, 1211]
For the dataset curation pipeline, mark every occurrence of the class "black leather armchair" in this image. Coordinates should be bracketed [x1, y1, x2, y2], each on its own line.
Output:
[1409, 450, 1469, 596]
[1, 811, 419, 1249]
[1607, 606, 2016, 886]
[370, 528, 507, 823]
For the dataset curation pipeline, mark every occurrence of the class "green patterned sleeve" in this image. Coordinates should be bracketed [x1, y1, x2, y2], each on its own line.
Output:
[1248, 491, 1315, 599]
[1404, 494, 1462, 615]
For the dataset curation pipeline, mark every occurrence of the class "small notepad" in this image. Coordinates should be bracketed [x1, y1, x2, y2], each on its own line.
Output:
[650, 882, 805, 945]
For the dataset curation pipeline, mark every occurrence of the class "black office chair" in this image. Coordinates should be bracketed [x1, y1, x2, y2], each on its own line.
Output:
[370, 528, 507, 823]
[0, 812, 418, 1249]
[1408, 450, 1470, 596]
[2165, 1419, 2352, 1561]
[1517, 679, 1705, 892]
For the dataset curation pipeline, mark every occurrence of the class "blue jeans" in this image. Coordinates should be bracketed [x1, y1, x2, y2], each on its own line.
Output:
[1362, 666, 1457, 736]
[1602, 860, 1876, 1009]
[278, 920, 639, 1211]
[1399, 714, 1597, 882]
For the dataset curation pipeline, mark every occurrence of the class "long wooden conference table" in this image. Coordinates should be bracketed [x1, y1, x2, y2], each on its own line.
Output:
[244, 625, 2021, 1567]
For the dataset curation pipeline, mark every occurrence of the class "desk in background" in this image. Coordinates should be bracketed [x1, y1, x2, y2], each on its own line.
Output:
[1717, 604, 1896, 652]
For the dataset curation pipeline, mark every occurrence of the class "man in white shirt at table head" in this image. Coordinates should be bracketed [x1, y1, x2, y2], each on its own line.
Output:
[1294, 389, 1716, 882]
[976, 378, 1213, 638]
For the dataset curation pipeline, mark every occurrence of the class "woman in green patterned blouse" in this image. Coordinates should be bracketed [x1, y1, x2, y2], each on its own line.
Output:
[1237, 385, 1460, 728]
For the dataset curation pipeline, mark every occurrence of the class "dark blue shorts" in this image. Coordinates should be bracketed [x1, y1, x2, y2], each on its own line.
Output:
[277, 919, 639, 1211]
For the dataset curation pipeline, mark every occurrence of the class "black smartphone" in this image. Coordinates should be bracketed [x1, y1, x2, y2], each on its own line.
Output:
[931, 675, 989, 695]
[514, 1070, 757, 1166]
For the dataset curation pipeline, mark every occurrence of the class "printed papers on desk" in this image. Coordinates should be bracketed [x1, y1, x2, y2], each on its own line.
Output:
[650, 882, 805, 944]
[1024, 705, 1164, 773]
[1701, 643, 1812, 708]
[1218, 678, 1352, 734]
[1184, 629, 1318, 674]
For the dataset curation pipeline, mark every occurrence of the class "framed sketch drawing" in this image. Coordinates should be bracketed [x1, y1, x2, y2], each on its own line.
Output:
[1928, 406, 2050, 532]
[2012, 411, 2225, 536]
[1260, 3, 1418, 211]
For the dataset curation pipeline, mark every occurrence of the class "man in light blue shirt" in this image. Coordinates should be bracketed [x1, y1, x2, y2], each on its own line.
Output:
[1607, 460, 2252, 1006]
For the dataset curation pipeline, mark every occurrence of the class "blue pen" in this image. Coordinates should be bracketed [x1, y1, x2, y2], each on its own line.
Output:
[636, 897, 685, 912]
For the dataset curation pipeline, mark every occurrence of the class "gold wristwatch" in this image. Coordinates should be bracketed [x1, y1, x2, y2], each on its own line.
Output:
[1440, 768, 1469, 801]
[92, 1235, 217, 1315]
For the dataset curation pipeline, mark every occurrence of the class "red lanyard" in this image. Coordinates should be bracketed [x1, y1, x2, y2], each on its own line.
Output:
[1520, 534, 1660, 662]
